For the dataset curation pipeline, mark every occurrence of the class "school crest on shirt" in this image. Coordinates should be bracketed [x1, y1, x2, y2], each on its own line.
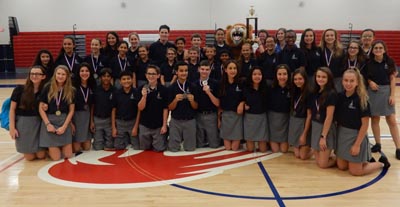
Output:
[38, 149, 280, 189]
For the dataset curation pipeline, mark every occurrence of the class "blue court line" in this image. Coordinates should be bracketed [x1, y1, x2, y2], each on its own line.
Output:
[0, 84, 17, 88]
[257, 161, 285, 206]
[171, 167, 388, 201]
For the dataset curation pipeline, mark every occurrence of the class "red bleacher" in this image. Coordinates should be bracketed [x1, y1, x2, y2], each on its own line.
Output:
[12, 30, 400, 68]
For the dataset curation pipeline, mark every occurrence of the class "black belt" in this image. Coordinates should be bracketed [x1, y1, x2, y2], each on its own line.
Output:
[198, 110, 216, 115]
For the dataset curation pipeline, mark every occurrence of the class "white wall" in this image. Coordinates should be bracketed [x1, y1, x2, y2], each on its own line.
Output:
[1, 0, 400, 44]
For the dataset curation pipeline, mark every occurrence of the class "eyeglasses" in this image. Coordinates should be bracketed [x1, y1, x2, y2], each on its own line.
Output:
[30, 73, 44, 76]
[146, 73, 158, 76]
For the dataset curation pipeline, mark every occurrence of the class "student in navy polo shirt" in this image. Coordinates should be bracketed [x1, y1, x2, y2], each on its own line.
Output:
[299, 28, 321, 80]
[195, 60, 220, 148]
[336, 69, 390, 175]
[137, 65, 169, 151]
[308, 67, 337, 169]
[109, 41, 136, 89]
[204, 45, 221, 81]
[127, 32, 141, 63]
[55, 36, 83, 79]
[84, 38, 108, 85]
[213, 28, 231, 59]
[90, 68, 115, 150]
[101, 31, 120, 62]
[32, 49, 55, 83]
[257, 36, 278, 86]
[149, 25, 176, 67]
[218, 60, 245, 151]
[135, 46, 154, 88]
[277, 30, 305, 73]
[187, 46, 200, 83]
[111, 71, 140, 150]
[238, 42, 257, 80]
[191, 33, 206, 61]
[160, 47, 177, 87]
[175, 36, 188, 62]
[168, 61, 198, 152]
[360, 29, 375, 57]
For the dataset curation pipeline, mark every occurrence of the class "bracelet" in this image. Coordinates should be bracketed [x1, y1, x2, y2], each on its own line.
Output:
[45, 122, 51, 126]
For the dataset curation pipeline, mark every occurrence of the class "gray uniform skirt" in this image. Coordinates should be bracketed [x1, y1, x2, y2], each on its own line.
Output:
[73, 110, 92, 143]
[220, 111, 243, 140]
[368, 85, 395, 116]
[268, 111, 289, 143]
[40, 114, 72, 147]
[311, 121, 336, 150]
[336, 126, 371, 163]
[288, 116, 311, 147]
[244, 113, 268, 141]
[334, 77, 343, 92]
[15, 116, 42, 153]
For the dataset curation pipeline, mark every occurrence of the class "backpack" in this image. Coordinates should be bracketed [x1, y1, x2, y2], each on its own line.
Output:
[0, 98, 11, 130]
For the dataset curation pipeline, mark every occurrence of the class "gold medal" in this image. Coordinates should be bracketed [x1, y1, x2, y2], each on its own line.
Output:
[55, 110, 61, 116]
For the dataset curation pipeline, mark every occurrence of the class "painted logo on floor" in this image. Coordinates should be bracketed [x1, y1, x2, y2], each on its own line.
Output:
[38, 148, 281, 189]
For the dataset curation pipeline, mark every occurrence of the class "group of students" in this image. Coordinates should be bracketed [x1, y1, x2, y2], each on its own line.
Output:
[8, 25, 400, 176]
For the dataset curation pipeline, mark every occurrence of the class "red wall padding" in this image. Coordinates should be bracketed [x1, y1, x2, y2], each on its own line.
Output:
[12, 30, 400, 68]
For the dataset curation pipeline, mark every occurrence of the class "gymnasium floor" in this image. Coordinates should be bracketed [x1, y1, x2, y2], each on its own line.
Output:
[0, 72, 399, 207]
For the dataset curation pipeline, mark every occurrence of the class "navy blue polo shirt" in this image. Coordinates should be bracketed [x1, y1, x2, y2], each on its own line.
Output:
[240, 58, 257, 78]
[112, 87, 139, 120]
[243, 86, 267, 114]
[366, 57, 396, 85]
[136, 59, 154, 82]
[267, 85, 290, 113]
[188, 62, 200, 83]
[307, 91, 337, 123]
[109, 56, 135, 79]
[209, 61, 222, 81]
[320, 48, 345, 78]
[84, 54, 109, 77]
[137, 84, 168, 129]
[39, 85, 74, 114]
[149, 40, 176, 66]
[219, 82, 244, 112]
[11, 85, 40, 116]
[335, 92, 370, 130]
[257, 52, 278, 80]
[291, 88, 308, 118]
[74, 85, 93, 111]
[127, 49, 139, 64]
[278, 45, 306, 72]
[92, 85, 115, 118]
[160, 61, 176, 82]
[303, 47, 321, 77]
[194, 78, 219, 112]
[168, 81, 198, 120]
[214, 42, 231, 59]
[55, 52, 83, 78]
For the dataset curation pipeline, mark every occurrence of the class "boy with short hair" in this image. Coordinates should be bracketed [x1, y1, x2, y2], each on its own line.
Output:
[191, 33, 206, 61]
[195, 60, 220, 148]
[91, 68, 115, 150]
[188, 47, 200, 82]
[111, 71, 139, 150]
[168, 61, 198, 152]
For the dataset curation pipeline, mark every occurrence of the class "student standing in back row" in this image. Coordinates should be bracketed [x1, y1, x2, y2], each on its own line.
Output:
[84, 38, 108, 85]
[55, 37, 83, 79]
[149, 25, 175, 67]
[9, 66, 47, 160]
[32, 49, 54, 83]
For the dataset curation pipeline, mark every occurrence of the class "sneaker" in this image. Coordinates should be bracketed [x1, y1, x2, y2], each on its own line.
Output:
[396, 149, 400, 160]
[379, 156, 391, 169]
[371, 143, 381, 153]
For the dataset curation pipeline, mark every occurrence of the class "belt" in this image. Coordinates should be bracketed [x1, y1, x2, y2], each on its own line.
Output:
[199, 110, 216, 115]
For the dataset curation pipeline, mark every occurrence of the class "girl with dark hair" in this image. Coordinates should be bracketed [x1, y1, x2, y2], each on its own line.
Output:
[54, 37, 83, 79]
[101, 31, 120, 61]
[84, 38, 109, 84]
[299, 28, 321, 79]
[9, 66, 47, 160]
[32, 49, 54, 83]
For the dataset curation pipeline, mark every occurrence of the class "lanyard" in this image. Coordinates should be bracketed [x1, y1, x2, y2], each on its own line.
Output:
[56, 89, 63, 109]
[80, 86, 89, 104]
[64, 53, 76, 72]
[324, 49, 333, 67]
[118, 56, 127, 72]
[176, 80, 187, 93]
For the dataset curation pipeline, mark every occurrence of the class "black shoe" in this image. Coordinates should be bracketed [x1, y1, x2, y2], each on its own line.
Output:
[379, 156, 391, 169]
[369, 157, 376, 162]
[371, 143, 381, 153]
[396, 149, 400, 160]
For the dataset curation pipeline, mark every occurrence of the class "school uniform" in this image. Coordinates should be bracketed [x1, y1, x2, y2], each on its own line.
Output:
[243, 86, 268, 142]
[136, 58, 154, 88]
[195, 78, 220, 148]
[267, 85, 290, 143]
[214, 42, 231, 59]
[160, 61, 176, 86]
[219, 82, 244, 141]
[11, 86, 43, 153]
[277, 45, 306, 73]
[109, 55, 135, 88]
[209, 61, 222, 81]
[39, 85, 74, 147]
[55, 52, 83, 79]
[92, 85, 115, 150]
[127, 48, 139, 64]
[72, 85, 93, 143]
[239, 58, 257, 79]
[84, 54, 109, 84]
[112, 87, 139, 150]
[188, 62, 200, 83]
[303, 47, 321, 78]
[366, 57, 396, 116]
[335, 92, 371, 163]
[101, 47, 118, 63]
[308, 91, 337, 151]
[149, 40, 175, 66]
[344, 57, 368, 86]
[288, 89, 311, 147]
[320, 48, 345, 91]
[137, 84, 168, 151]
[168, 80, 198, 151]
[257, 52, 278, 86]
[176, 51, 185, 62]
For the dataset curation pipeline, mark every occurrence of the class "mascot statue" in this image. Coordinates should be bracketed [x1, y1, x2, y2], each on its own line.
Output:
[225, 23, 254, 59]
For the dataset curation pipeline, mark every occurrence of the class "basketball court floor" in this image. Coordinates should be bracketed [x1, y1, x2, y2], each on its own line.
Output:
[0, 74, 399, 207]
